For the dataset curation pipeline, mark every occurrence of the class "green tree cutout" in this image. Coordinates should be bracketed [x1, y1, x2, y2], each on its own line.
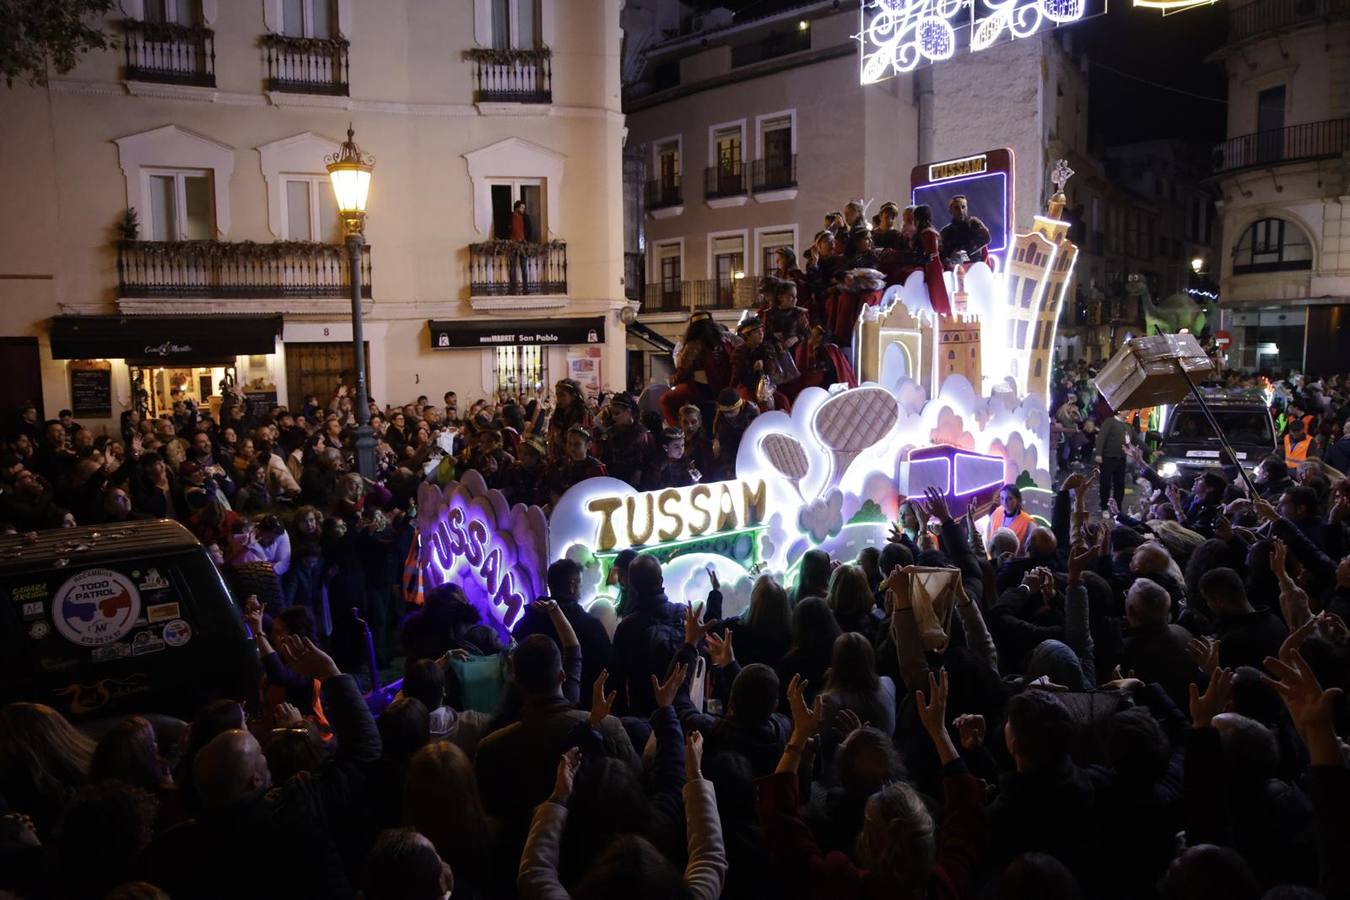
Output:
[0, 0, 114, 88]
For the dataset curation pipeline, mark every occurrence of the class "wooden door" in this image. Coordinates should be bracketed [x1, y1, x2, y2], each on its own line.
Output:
[0, 337, 43, 425]
[285, 341, 370, 410]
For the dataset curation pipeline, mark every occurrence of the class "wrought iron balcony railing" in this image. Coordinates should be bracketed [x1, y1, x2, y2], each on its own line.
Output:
[1213, 117, 1350, 173]
[468, 241, 568, 297]
[750, 155, 798, 193]
[263, 34, 350, 95]
[642, 278, 755, 313]
[117, 240, 371, 299]
[465, 47, 552, 103]
[1228, 0, 1350, 42]
[704, 163, 748, 200]
[645, 177, 683, 210]
[123, 20, 215, 87]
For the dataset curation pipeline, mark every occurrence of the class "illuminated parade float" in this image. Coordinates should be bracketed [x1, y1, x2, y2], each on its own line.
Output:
[416, 143, 1084, 640]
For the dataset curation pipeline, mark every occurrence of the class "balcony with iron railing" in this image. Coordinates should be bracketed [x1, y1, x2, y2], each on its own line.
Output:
[262, 34, 350, 95]
[1212, 117, 1350, 173]
[1227, 0, 1350, 42]
[468, 241, 568, 297]
[750, 155, 798, 193]
[645, 176, 683, 211]
[642, 278, 756, 313]
[465, 47, 552, 104]
[705, 162, 748, 200]
[117, 240, 371, 301]
[123, 19, 215, 87]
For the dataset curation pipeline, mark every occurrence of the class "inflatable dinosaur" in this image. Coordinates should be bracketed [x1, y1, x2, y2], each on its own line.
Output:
[1125, 275, 1217, 337]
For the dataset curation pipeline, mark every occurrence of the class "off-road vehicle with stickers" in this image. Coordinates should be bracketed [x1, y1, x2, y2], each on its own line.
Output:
[0, 520, 262, 722]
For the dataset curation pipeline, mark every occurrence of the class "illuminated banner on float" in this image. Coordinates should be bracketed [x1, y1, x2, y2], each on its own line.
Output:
[911, 149, 1013, 260]
[858, 0, 1107, 83]
[415, 473, 549, 640]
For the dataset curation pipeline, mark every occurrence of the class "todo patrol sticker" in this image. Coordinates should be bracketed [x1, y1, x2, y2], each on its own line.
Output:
[51, 569, 142, 648]
[161, 619, 192, 648]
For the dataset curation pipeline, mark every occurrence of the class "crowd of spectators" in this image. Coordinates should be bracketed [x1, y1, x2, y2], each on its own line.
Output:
[2, 195, 1349, 898]
[1, 424, 1348, 898]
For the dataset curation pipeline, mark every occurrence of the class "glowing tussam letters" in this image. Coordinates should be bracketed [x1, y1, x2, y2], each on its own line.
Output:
[584, 479, 768, 552]
[426, 503, 527, 630]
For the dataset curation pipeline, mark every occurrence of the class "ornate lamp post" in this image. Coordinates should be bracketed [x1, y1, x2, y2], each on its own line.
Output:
[327, 125, 376, 478]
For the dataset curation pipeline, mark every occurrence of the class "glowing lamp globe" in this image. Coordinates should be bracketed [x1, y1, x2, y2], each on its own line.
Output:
[326, 125, 374, 235]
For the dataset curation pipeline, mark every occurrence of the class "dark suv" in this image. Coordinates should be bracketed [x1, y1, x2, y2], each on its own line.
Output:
[1153, 389, 1277, 483]
[0, 520, 261, 722]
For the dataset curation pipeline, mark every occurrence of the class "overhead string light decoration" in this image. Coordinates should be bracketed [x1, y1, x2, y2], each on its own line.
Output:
[860, 0, 1096, 83]
[860, 0, 965, 82]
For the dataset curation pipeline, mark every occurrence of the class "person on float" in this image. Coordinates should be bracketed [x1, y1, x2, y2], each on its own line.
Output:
[899, 204, 918, 243]
[872, 201, 903, 250]
[913, 204, 952, 317]
[761, 279, 810, 355]
[711, 388, 759, 481]
[804, 229, 842, 322]
[596, 393, 651, 489]
[986, 483, 1035, 551]
[646, 426, 696, 490]
[826, 267, 886, 364]
[547, 425, 607, 504]
[678, 404, 715, 482]
[504, 435, 549, 508]
[660, 311, 736, 426]
[731, 316, 791, 414]
[939, 194, 992, 268]
[545, 379, 591, 462]
[846, 225, 882, 270]
[792, 324, 856, 397]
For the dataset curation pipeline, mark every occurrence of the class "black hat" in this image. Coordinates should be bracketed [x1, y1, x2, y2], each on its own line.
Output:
[609, 393, 637, 411]
[736, 315, 764, 334]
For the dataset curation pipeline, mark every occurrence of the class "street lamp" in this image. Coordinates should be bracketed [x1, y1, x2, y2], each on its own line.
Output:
[326, 124, 377, 478]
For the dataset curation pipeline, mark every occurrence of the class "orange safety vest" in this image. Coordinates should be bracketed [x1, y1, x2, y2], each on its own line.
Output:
[1284, 434, 1311, 468]
[988, 507, 1034, 548]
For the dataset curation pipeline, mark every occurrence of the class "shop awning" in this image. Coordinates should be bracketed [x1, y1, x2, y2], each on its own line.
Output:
[429, 317, 606, 349]
[49, 315, 283, 363]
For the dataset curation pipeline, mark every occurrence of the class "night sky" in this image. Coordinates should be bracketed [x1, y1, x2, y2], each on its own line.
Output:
[690, 0, 1231, 148]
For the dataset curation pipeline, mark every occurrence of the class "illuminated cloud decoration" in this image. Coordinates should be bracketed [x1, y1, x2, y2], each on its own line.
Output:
[417, 155, 1081, 614]
[859, 0, 1102, 82]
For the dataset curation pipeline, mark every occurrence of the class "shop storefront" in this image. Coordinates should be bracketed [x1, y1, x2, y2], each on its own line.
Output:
[428, 317, 607, 399]
[49, 315, 282, 421]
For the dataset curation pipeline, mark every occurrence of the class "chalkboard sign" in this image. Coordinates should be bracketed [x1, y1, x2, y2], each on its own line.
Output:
[70, 366, 112, 418]
[244, 390, 278, 420]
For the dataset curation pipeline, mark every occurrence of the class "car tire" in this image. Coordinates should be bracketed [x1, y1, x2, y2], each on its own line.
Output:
[224, 561, 284, 613]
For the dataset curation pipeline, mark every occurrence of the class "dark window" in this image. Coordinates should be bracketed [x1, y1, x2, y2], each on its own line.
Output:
[1233, 218, 1312, 274]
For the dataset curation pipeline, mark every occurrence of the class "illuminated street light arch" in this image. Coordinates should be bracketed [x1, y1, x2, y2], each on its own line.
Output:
[858, 0, 1105, 83]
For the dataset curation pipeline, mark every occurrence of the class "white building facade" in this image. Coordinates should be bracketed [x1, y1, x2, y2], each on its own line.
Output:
[1211, 0, 1350, 375]
[0, 0, 628, 431]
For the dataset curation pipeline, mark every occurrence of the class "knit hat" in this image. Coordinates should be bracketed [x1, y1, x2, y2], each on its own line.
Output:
[716, 388, 743, 413]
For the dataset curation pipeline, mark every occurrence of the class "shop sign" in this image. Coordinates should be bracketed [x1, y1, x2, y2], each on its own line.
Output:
[430, 317, 606, 349]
